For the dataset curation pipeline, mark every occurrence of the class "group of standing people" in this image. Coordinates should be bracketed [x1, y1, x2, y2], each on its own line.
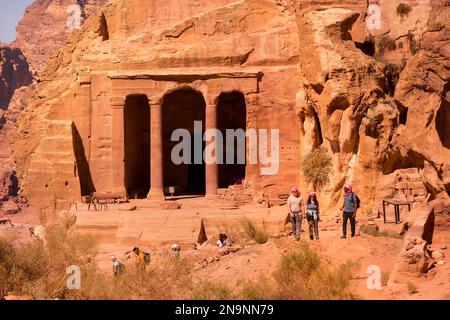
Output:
[287, 185, 358, 241]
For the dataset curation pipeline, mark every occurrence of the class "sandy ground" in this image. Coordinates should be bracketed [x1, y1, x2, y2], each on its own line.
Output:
[2, 200, 449, 300]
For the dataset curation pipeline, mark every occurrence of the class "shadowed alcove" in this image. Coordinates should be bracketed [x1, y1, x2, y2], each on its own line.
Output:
[217, 91, 247, 188]
[124, 94, 150, 198]
[162, 88, 206, 195]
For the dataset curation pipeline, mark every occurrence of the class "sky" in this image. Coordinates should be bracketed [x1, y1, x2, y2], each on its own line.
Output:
[0, 0, 34, 44]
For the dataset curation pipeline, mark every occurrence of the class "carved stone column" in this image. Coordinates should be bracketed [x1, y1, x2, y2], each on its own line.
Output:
[205, 103, 219, 198]
[147, 100, 165, 201]
[111, 96, 126, 195]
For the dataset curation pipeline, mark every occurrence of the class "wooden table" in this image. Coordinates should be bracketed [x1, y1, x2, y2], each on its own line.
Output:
[382, 199, 412, 224]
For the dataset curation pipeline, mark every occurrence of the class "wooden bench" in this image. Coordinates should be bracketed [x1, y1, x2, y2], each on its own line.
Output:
[87, 192, 126, 211]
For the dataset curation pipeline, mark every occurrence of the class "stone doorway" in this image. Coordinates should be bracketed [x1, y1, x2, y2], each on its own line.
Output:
[217, 91, 247, 188]
[162, 88, 206, 196]
[124, 94, 150, 198]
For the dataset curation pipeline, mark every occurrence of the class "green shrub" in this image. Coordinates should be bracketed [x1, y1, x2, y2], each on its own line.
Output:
[360, 224, 403, 239]
[397, 3, 412, 17]
[242, 220, 269, 244]
[243, 242, 358, 300]
[301, 147, 333, 190]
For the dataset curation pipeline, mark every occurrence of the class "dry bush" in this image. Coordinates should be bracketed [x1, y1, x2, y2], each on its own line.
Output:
[360, 224, 403, 239]
[238, 242, 357, 300]
[407, 282, 418, 295]
[376, 35, 397, 53]
[0, 219, 97, 299]
[74, 254, 195, 300]
[239, 277, 275, 300]
[191, 281, 233, 300]
[242, 220, 268, 244]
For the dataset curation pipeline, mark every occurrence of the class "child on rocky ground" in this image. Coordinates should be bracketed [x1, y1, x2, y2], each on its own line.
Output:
[217, 233, 232, 247]
[306, 192, 320, 240]
[111, 255, 125, 276]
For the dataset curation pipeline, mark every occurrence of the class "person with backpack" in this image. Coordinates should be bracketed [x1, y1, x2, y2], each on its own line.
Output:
[132, 247, 151, 269]
[340, 185, 359, 239]
[306, 192, 320, 240]
[111, 255, 125, 276]
[287, 187, 305, 241]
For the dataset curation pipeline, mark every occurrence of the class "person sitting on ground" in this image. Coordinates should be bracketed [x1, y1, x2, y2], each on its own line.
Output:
[287, 187, 304, 241]
[340, 185, 358, 239]
[111, 255, 124, 276]
[306, 192, 320, 240]
[217, 233, 231, 247]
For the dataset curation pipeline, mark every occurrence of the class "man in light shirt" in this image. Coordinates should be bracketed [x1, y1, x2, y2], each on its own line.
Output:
[287, 187, 305, 241]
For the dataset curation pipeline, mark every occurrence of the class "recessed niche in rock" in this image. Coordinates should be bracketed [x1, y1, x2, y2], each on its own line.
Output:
[435, 90, 450, 149]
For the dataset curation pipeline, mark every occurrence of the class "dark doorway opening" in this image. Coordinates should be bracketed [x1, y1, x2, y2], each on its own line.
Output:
[124, 95, 150, 199]
[162, 88, 206, 195]
[436, 84, 450, 149]
[217, 92, 247, 188]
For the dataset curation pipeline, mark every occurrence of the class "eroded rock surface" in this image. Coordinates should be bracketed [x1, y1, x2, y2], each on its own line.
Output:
[7, 0, 448, 215]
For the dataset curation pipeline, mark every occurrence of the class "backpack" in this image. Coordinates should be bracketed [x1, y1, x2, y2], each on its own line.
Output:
[353, 193, 361, 209]
[143, 252, 151, 264]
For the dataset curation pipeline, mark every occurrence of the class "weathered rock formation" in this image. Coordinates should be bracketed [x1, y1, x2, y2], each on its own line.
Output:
[7, 0, 449, 219]
[0, 46, 32, 110]
[0, 0, 108, 214]
[12, 0, 108, 78]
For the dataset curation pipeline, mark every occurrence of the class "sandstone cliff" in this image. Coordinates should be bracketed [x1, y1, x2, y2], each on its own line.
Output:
[1, 0, 108, 213]
[8, 0, 449, 216]
[0, 46, 32, 110]
[12, 0, 108, 78]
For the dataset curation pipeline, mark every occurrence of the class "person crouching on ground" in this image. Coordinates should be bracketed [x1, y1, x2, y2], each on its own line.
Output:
[287, 187, 304, 241]
[340, 185, 358, 239]
[306, 192, 320, 240]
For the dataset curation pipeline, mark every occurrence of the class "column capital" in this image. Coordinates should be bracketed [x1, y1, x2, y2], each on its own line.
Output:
[110, 96, 126, 108]
[148, 96, 164, 107]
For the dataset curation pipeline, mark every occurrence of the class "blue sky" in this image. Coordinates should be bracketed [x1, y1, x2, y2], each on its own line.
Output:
[0, 0, 34, 44]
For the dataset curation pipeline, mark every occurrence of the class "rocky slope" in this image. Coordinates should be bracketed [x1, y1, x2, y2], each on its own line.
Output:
[1, 0, 108, 216]
[0, 46, 32, 110]
[12, 0, 108, 78]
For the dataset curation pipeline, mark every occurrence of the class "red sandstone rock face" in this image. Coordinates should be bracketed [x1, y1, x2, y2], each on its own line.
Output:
[8, 0, 449, 214]
[12, 0, 108, 78]
[0, 0, 107, 212]
[389, 0, 450, 199]
[0, 46, 32, 110]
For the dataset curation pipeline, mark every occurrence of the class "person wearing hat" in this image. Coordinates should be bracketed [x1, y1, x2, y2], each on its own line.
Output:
[306, 192, 320, 240]
[287, 187, 305, 241]
[111, 255, 124, 276]
[171, 243, 181, 258]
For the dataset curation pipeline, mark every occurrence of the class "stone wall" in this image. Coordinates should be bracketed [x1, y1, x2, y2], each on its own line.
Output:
[8, 0, 450, 214]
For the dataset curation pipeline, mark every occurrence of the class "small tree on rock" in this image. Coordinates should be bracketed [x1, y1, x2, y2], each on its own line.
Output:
[301, 147, 333, 191]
